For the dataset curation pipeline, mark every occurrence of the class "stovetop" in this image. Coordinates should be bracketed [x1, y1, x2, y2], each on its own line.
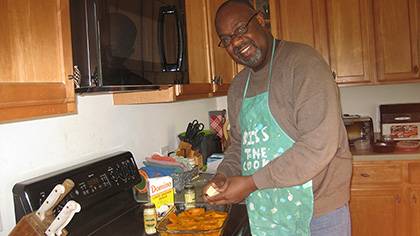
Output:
[12, 151, 250, 235]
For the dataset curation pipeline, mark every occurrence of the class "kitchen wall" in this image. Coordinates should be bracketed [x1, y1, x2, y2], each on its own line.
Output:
[0, 95, 219, 235]
[216, 83, 420, 132]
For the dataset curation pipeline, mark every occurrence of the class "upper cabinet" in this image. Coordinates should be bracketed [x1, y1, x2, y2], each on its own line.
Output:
[373, 0, 419, 83]
[273, 0, 330, 64]
[271, 0, 420, 86]
[325, 0, 376, 84]
[0, 0, 75, 123]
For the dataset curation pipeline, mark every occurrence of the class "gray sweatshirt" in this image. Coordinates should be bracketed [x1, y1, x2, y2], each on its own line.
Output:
[217, 40, 353, 217]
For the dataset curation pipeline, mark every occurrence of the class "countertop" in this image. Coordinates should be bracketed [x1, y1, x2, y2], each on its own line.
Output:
[351, 147, 420, 161]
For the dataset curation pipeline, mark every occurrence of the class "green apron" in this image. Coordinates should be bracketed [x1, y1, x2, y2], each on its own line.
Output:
[240, 40, 314, 236]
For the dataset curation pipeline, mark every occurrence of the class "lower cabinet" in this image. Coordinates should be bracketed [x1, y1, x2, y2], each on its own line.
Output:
[351, 160, 420, 236]
[350, 188, 404, 236]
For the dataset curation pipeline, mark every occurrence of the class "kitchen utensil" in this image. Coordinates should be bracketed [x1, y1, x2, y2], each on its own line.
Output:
[9, 179, 75, 236]
[45, 200, 81, 236]
[185, 120, 204, 143]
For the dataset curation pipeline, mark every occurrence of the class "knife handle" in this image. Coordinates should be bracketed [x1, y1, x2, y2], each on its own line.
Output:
[36, 184, 65, 221]
[45, 200, 81, 236]
[46, 179, 75, 217]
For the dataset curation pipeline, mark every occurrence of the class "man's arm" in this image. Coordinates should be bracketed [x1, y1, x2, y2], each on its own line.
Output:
[253, 54, 342, 189]
[216, 88, 243, 177]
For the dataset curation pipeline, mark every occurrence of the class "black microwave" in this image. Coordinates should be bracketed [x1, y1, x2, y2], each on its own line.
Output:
[70, 0, 188, 93]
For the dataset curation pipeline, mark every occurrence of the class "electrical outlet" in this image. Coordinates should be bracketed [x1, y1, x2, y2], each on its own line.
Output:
[160, 145, 170, 156]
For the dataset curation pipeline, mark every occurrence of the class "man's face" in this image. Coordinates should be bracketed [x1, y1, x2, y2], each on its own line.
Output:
[215, 5, 269, 69]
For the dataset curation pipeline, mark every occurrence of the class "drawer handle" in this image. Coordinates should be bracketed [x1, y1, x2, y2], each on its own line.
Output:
[360, 173, 370, 177]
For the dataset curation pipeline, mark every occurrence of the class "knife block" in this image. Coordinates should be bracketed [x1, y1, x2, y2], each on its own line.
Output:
[10, 213, 54, 236]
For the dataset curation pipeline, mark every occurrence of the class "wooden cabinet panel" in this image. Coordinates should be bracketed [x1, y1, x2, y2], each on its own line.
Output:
[275, 0, 329, 63]
[373, 0, 419, 82]
[185, 0, 212, 84]
[408, 187, 420, 236]
[326, 0, 376, 84]
[350, 188, 404, 236]
[0, 0, 75, 122]
[352, 163, 403, 185]
[408, 162, 420, 184]
[207, 0, 237, 86]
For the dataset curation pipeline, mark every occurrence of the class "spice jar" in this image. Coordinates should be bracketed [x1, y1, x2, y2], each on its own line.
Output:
[184, 184, 196, 209]
[143, 202, 157, 235]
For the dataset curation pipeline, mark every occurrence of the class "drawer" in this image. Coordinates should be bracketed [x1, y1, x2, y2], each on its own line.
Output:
[408, 162, 420, 184]
[352, 163, 403, 185]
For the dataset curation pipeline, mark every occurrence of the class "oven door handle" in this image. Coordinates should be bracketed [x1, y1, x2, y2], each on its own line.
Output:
[394, 116, 412, 121]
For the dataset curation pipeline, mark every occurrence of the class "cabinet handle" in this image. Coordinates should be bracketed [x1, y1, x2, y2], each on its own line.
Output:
[332, 71, 337, 80]
[413, 193, 417, 204]
[360, 173, 370, 177]
[395, 194, 401, 204]
[212, 76, 222, 85]
[414, 65, 419, 73]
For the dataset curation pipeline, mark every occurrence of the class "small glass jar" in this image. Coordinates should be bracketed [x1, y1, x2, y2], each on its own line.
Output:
[143, 202, 157, 235]
[184, 184, 196, 209]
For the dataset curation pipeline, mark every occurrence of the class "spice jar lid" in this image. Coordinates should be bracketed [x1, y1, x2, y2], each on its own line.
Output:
[184, 184, 194, 190]
[144, 202, 156, 208]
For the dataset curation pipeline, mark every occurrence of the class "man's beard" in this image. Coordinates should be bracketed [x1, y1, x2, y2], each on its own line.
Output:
[233, 41, 262, 67]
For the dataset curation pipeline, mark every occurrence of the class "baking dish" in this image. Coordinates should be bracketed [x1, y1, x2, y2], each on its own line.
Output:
[157, 203, 231, 236]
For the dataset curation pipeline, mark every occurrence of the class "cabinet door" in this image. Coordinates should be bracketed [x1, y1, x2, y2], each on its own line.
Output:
[184, 0, 213, 87]
[0, 0, 75, 122]
[207, 0, 238, 94]
[373, 0, 419, 82]
[273, 0, 329, 64]
[350, 188, 405, 236]
[408, 187, 420, 236]
[326, 0, 376, 84]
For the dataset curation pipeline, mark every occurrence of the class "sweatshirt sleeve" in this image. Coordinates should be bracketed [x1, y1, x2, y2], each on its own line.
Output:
[216, 77, 244, 177]
[253, 50, 342, 189]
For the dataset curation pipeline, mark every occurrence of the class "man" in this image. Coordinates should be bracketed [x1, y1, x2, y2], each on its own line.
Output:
[203, 0, 352, 235]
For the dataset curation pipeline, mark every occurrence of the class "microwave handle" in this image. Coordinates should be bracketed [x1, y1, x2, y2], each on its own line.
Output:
[158, 5, 184, 72]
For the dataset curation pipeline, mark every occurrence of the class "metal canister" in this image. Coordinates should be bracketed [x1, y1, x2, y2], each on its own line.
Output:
[143, 202, 157, 235]
[184, 184, 196, 209]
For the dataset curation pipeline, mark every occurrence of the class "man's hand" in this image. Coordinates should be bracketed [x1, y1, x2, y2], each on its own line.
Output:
[204, 175, 257, 205]
[203, 173, 227, 200]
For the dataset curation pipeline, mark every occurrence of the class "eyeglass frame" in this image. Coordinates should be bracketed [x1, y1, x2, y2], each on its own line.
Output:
[217, 11, 261, 48]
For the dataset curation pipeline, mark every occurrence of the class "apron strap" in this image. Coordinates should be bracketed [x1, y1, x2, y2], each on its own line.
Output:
[242, 38, 277, 99]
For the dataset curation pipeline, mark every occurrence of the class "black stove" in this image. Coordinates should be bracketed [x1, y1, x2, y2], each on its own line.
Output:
[12, 151, 250, 235]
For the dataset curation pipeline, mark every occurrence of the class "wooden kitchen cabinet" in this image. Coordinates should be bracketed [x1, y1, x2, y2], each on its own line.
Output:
[272, 0, 330, 64]
[325, 0, 376, 84]
[350, 160, 420, 236]
[373, 0, 420, 83]
[0, 0, 76, 122]
[350, 188, 404, 236]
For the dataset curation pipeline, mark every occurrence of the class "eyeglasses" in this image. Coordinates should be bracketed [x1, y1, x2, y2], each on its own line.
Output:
[218, 12, 260, 48]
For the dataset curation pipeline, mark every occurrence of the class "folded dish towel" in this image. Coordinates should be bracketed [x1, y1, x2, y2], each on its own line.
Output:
[145, 157, 188, 171]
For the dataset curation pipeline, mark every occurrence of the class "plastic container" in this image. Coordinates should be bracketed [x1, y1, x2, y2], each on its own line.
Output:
[157, 203, 230, 236]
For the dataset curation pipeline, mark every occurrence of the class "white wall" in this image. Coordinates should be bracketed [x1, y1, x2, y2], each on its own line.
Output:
[0, 95, 218, 234]
[216, 83, 420, 132]
[340, 83, 420, 131]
